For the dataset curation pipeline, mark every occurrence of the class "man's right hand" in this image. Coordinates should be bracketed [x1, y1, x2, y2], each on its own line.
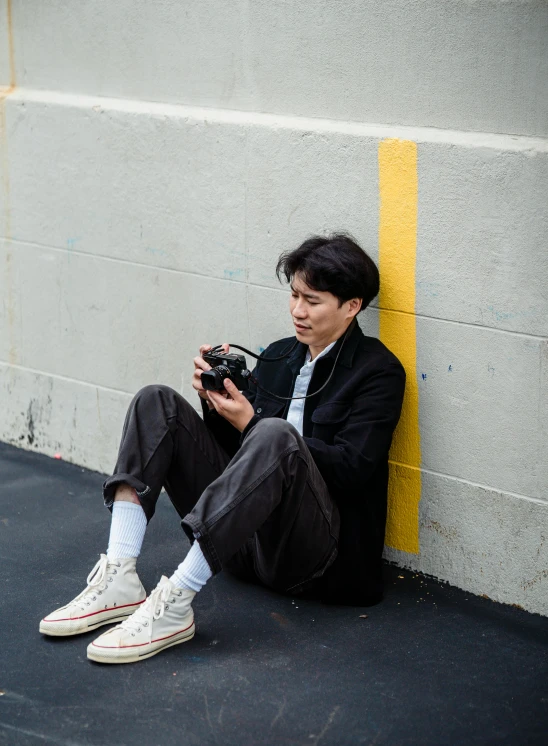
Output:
[192, 343, 229, 405]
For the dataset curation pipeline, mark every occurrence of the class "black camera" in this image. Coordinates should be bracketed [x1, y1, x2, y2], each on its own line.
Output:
[201, 350, 251, 392]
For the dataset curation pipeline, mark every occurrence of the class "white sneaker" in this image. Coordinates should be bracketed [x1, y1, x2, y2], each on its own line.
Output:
[87, 576, 195, 664]
[39, 554, 146, 637]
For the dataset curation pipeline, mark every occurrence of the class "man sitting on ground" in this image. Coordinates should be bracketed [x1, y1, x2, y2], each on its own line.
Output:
[40, 233, 406, 664]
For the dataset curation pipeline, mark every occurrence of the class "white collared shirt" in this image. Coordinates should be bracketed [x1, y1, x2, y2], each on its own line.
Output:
[285, 342, 336, 436]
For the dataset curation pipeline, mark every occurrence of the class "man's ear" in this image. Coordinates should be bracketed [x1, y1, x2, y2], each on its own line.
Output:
[347, 297, 362, 319]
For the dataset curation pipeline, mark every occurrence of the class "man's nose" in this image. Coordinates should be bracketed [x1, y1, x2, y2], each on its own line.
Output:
[293, 301, 307, 318]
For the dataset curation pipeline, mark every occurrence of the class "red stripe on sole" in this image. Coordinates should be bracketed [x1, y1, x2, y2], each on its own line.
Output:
[43, 598, 145, 623]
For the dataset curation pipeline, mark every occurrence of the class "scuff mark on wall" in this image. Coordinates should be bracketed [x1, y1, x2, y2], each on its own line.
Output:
[522, 569, 548, 591]
[423, 520, 458, 544]
[26, 399, 37, 445]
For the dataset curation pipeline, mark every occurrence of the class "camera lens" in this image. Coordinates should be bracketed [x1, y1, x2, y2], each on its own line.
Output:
[201, 365, 232, 392]
[201, 369, 223, 391]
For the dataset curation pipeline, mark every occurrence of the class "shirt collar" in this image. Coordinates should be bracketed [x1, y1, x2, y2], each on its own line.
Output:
[304, 341, 336, 366]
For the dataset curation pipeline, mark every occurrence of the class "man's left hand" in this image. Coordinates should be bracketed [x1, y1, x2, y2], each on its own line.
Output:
[207, 379, 255, 432]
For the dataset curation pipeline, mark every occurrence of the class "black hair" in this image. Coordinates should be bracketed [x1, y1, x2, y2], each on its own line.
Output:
[276, 233, 379, 311]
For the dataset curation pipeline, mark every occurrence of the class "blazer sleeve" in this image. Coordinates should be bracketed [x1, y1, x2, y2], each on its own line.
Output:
[303, 363, 406, 496]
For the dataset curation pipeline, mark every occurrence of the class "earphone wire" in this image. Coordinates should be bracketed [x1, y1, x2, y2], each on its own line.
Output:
[246, 319, 356, 402]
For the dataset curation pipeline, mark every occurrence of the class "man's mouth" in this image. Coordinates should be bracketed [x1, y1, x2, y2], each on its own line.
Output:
[294, 323, 310, 331]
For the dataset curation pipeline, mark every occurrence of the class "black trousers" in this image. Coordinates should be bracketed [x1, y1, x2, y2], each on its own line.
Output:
[103, 385, 340, 594]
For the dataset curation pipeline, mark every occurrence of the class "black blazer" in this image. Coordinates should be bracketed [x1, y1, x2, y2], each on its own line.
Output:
[202, 321, 406, 605]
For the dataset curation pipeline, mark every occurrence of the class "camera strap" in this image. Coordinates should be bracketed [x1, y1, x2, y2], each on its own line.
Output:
[217, 319, 356, 402]
[209, 340, 299, 362]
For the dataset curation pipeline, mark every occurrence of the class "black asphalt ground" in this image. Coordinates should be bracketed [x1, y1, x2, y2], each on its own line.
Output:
[1, 441, 547, 746]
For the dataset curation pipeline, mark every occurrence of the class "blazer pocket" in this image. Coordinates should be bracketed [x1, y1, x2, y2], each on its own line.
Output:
[311, 402, 351, 425]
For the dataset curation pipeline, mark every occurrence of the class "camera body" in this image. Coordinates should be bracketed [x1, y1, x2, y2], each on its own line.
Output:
[201, 350, 250, 392]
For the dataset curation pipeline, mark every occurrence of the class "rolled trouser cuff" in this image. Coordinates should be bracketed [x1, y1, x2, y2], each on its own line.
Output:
[181, 514, 223, 575]
[102, 474, 152, 520]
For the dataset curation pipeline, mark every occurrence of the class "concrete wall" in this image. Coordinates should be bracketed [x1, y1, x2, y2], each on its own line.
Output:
[1, 1, 547, 614]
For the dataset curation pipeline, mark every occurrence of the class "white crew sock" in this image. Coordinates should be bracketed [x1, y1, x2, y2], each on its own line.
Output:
[106, 501, 147, 560]
[169, 541, 212, 593]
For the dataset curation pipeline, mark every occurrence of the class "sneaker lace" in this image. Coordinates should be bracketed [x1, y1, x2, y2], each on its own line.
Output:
[73, 554, 120, 611]
[120, 579, 182, 640]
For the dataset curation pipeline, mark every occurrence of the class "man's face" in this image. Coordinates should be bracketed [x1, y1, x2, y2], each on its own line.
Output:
[289, 273, 361, 350]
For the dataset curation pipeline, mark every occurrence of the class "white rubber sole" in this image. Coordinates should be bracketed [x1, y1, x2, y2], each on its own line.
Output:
[39, 601, 146, 637]
[87, 623, 195, 664]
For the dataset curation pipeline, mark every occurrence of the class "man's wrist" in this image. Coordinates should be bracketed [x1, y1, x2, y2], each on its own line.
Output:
[198, 392, 214, 409]
[239, 413, 261, 443]
[234, 412, 253, 432]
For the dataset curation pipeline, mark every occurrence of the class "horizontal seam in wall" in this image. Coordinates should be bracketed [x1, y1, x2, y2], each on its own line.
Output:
[368, 306, 547, 342]
[7, 87, 548, 152]
[3, 237, 546, 342]
[389, 459, 546, 507]
[0, 360, 134, 398]
[2, 236, 275, 290]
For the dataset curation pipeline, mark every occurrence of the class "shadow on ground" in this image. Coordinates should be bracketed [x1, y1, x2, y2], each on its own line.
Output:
[1, 442, 547, 746]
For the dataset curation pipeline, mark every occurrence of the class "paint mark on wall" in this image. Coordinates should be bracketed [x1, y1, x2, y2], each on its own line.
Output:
[485, 305, 539, 323]
[416, 280, 440, 298]
[145, 246, 168, 257]
[378, 138, 421, 554]
[223, 268, 245, 280]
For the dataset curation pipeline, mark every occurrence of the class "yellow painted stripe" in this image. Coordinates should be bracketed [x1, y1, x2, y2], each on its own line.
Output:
[378, 139, 421, 554]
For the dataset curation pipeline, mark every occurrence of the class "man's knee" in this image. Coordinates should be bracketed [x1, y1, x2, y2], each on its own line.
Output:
[133, 384, 196, 414]
[134, 383, 176, 402]
[131, 384, 191, 419]
[252, 417, 299, 445]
